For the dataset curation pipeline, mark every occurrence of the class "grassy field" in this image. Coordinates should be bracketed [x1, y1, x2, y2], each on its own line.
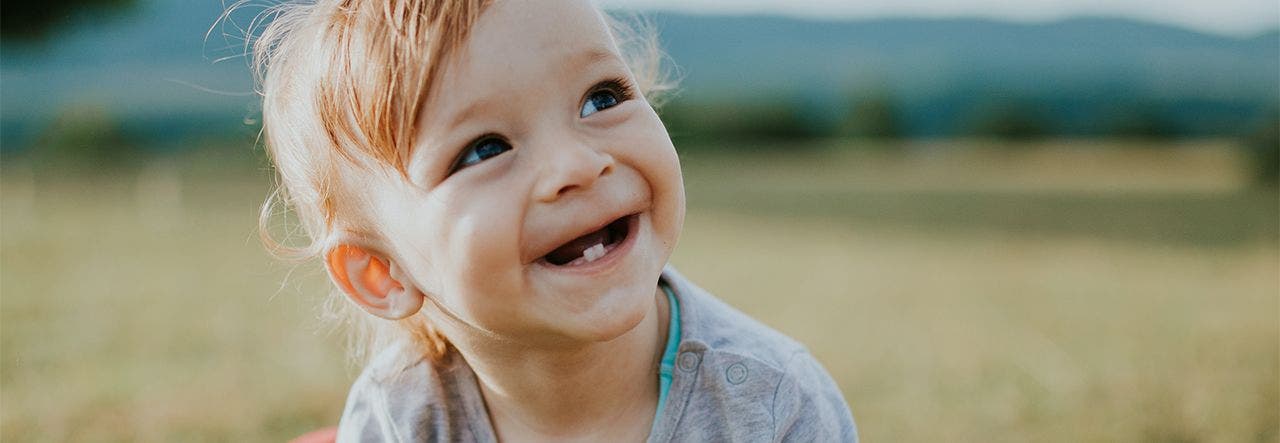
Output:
[2, 140, 1276, 441]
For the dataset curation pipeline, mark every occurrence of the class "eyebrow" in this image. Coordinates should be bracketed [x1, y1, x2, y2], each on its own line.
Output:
[573, 47, 617, 69]
[443, 47, 620, 131]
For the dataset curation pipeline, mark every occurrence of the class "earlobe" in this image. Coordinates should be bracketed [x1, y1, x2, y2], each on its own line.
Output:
[325, 244, 424, 320]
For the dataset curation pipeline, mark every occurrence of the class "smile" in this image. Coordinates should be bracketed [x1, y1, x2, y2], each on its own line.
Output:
[541, 214, 637, 267]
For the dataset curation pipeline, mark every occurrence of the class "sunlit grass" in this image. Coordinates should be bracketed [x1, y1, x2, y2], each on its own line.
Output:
[674, 213, 1277, 442]
[2, 140, 1276, 441]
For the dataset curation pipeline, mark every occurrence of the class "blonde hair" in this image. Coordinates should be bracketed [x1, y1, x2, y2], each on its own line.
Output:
[247, 0, 674, 366]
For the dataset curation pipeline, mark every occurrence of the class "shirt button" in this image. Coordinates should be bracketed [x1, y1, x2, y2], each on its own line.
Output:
[678, 352, 700, 372]
[726, 362, 748, 384]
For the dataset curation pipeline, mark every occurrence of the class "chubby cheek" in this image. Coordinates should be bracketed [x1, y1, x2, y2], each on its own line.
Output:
[430, 183, 529, 323]
[628, 109, 686, 254]
[657, 138, 685, 243]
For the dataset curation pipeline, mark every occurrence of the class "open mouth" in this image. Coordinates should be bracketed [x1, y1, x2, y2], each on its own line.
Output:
[541, 214, 636, 267]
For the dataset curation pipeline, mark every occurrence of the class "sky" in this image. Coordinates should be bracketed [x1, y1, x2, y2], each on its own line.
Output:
[599, 0, 1280, 36]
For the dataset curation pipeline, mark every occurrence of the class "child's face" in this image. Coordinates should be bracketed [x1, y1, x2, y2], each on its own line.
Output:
[366, 0, 684, 343]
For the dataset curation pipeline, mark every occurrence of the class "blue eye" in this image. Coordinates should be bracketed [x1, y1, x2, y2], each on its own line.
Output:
[581, 90, 620, 117]
[580, 78, 634, 118]
[452, 137, 512, 172]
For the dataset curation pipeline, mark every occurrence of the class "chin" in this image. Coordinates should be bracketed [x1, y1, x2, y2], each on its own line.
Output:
[529, 268, 649, 344]
[585, 287, 654, 342]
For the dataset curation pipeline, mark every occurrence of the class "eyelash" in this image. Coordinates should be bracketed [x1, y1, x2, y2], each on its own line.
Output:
[579, 77, 636, 119]
[446, 77, 637, 175]
[593, 77, 636, 104]
[449, 134, 510, 174]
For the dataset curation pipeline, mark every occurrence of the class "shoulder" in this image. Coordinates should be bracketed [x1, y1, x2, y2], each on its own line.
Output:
[336, 342, 491, 442]
[659, 267, 858, 442]
[769, 350, 860, 442]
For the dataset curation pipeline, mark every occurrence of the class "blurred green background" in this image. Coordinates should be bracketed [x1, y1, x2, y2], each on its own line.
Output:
[2, 1, 1277, 441]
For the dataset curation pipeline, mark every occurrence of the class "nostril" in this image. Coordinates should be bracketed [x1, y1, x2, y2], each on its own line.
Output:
[557, 184, 579, 197]
[597, 152, 616, 176]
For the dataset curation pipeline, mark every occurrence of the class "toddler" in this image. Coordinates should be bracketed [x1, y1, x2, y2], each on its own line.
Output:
[254, 0, 857, 441]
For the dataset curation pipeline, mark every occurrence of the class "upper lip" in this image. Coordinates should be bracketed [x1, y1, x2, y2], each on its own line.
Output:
[527, 207, 638, 264]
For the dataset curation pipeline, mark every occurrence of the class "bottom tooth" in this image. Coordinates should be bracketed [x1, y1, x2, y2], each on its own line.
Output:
[582, 243, 606, 262]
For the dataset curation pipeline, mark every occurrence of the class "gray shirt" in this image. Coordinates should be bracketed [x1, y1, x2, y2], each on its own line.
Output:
[336, 266, 858, 442]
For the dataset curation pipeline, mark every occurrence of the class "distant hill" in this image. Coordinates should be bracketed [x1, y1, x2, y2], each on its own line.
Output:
[1, 2, 1276, 149]
[649, 14, 1279, 136]
[654, 14, 1276, 98]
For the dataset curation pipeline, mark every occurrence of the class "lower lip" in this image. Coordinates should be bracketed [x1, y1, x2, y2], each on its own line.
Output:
[536, 214, 640, 275]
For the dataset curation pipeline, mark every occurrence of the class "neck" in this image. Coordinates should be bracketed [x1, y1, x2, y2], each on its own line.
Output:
[436, 286, 670, 441]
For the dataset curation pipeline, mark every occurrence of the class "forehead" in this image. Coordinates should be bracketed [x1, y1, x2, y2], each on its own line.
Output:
[474, 0, 613, 49]
[420, 0, 621, 129]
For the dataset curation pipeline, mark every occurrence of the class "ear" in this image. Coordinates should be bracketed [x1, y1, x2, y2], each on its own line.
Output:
[325, 244, 424, 320]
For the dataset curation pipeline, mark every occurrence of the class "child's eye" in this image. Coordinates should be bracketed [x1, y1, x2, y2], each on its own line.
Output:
[451, 136, 512, 173]
[580, 78, 635, 118]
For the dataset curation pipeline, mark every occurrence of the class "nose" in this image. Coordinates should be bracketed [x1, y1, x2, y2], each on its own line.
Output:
[534, 139, 615, 202]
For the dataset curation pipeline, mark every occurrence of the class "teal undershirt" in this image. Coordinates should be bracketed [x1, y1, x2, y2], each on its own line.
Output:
[655, 282, 681, 423]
